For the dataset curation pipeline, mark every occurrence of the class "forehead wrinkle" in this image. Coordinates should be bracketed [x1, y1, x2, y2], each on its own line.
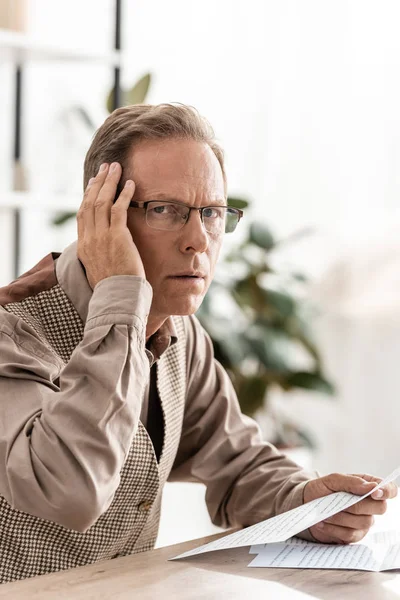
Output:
[128, 138, 225, 203]
[134, 172, 223, 204]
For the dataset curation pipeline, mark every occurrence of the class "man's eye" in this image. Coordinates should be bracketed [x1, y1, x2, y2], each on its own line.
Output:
[153, 205, 168, 214]
[150, 204, 177, 216]
[203, 207, 222, 219]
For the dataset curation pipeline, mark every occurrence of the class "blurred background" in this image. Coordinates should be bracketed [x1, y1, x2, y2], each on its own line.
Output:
[1, 0, 400, 546]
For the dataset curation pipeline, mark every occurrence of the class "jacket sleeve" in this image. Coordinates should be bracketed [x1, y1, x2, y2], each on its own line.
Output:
[0, 276, 151, 532]
[169, 315, 319, 532]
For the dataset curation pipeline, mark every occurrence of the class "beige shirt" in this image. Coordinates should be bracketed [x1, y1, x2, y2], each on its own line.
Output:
[0, 242, 317, 534]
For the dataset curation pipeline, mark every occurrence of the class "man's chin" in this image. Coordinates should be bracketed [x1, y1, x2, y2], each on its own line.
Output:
[158, 295, 204, 317]
[173, 301, 203, 316]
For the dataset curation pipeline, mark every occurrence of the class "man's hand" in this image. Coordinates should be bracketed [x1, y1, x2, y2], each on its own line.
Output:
[77, 162, 145, 289]
[304, 473, 398, 544]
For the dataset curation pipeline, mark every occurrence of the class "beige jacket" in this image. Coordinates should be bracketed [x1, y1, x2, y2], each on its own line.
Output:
[0, 241, 316, 583]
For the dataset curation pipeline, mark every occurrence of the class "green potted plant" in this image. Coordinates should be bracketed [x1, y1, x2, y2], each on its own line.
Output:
[196, 197, 334, 448]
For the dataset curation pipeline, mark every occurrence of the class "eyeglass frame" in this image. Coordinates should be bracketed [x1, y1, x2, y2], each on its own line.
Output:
[128, 199, 244, 233]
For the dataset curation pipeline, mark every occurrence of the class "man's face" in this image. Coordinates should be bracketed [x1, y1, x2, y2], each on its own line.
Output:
[126, 138, 226, 320]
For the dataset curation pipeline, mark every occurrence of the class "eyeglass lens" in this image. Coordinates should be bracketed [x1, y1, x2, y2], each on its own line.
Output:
[145, 202, 239, 234]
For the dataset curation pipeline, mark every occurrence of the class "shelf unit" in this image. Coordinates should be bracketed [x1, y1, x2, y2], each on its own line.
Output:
[0, 192, 83, 211]
[0, 28, 122, 65]
[0, 0, 123, 277]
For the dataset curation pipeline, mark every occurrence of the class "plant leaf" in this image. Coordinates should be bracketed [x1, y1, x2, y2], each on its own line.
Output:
[282, 314, 322, 364]
[292, 272, 309, 283]
[237, 375, 268, 416]
[125, 73, 152, 105]
[71, 106, 96, 130]
[227, 196, 250, 210]
[217, 333, 250, 367]
[233, 274, 265, 314]
[243, 326, 292, 374]
[262, 288, 295, 320]
[249, 222, 275, 250]
[106, 73, 152, 113]
[285, 371, 335, 395]
[52, 211, 77, 226]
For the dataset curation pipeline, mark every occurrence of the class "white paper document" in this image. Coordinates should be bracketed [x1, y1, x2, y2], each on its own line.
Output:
[171, 466, 400, 561]
[249, 531, 400, 571]
[249, 530, 400, 554]
[249, 535, 309, 554]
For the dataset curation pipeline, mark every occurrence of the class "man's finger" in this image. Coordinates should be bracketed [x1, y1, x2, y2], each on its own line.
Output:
[323, 512, 374, 530]
[351, 474, 398, 500]
[345, 498, 387, 516]
[303, 474, 376, 505]
[77, 164, 109, 236]
[77, 178, 96, 239]
[352, 473, 384, 499]
[311, 522, 368, 545]
[352, 473, 382, 484]
[319, 473, 376, 496]
[82, 164, 109, 211]
[371, 482, 398, 500]
[110, 180, 135, 228]
[94, 162, 122, 228]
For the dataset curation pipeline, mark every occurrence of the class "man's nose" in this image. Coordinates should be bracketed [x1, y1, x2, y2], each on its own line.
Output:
[178, 209, 209, 254]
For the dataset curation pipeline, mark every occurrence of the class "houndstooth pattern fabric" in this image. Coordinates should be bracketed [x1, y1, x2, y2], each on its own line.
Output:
[134, 319, 187, 550]
[4, 286, 84, 364]
[1, 284, 187, 584]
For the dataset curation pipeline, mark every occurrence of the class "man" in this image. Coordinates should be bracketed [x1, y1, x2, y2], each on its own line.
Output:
[0, 103, 396, 583]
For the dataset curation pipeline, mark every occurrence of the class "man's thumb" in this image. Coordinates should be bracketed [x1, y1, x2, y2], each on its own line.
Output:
[324, 474, 376, 495]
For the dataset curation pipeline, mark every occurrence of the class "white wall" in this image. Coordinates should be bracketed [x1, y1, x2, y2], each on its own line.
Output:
[2, 0, 400, 278]
[1, 0, 400, 475]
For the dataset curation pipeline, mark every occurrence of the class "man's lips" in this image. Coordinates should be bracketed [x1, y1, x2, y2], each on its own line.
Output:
[169, 272, 206, 279]
[167, 273, 206, 288]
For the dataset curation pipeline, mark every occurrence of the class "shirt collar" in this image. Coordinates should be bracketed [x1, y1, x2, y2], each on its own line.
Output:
[56, 240, 178, 359]
[146, 319, 178, 362]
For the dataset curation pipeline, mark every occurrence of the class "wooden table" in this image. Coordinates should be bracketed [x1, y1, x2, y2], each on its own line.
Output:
[1, 501, 400, 599]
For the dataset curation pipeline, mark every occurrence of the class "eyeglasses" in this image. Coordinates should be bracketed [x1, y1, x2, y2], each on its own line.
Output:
[129, 200, 243, 235]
